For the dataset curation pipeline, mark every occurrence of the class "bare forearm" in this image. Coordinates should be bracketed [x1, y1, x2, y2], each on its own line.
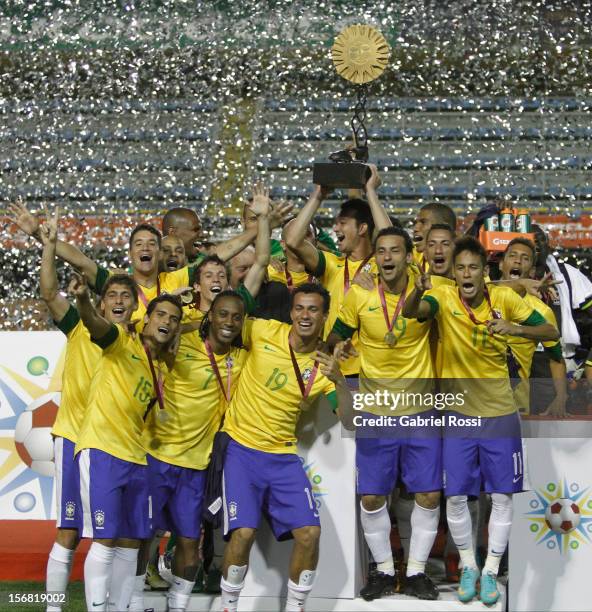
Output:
[513, 323, 559, 342]
[76, 292, 111, 338]
[214, 227, 258, 262]
[402, 288, 431, 320]
[40, 243, 59, 302]
[366, 187, 391, 231]
[284, 190, 322, 250]
[55, 241, 98, 286]
[243, 215, 270, 297]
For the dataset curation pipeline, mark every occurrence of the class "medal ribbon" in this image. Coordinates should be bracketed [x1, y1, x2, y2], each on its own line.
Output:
[143, 342, 165, 412]
[378, 278, 408, 333]
[344, 255, 373, 294]
[285, 268, 314, 291]
[288, 339, 319, 400]
[205, 339, 232, 402]
[137, 276, 161, 309]
[458, 286, 498, 325]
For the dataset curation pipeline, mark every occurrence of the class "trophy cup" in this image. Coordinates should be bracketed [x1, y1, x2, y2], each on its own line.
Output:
[313, 24, 390, 189]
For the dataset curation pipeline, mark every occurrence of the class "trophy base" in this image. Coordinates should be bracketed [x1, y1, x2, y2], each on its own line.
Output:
[312, 162, 371, 189]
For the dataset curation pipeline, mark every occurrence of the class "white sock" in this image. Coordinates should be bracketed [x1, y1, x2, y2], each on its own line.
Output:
[360, 502, 394, 575]
[484, 493, 513, 576]
[220, 564, 247, 612]
[392, 494, 414, 562]
[127, 573, 146, 612]
[407, 503, 440, 577]
[108, 546, 139, 611]
[46, 542, 74, 612]
[446, 496, 477, 570]
[84, 542, 115, 611]
[285, 570, 316, 612]
[167, 575, 195, 612]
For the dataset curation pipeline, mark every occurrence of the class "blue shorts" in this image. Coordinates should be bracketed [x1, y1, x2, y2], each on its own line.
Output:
[443, 411, 523, 497]
[356, 411, 442, 495]
[222, 439, 320, 541]
[77, 449, 151, 540]
[54, 436, 81, 530]
[147, 454, 206, 539]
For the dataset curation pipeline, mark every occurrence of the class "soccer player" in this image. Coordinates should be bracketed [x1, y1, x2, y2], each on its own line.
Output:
[160, 235, 187, 272]
[219, 284, 355, 612]
[330, 227, 441, 601]
[39, 208, 138, 612]
[412, 203, 457, 272]
[129, 291, 248, 612]
[162, 207, 203, 264]
[72, 276, 182, 612]
[403, 236, 558, 605]
[424, 224, 455, 285]
[499, 238, 566, 415]
[284, 165, 391, 376]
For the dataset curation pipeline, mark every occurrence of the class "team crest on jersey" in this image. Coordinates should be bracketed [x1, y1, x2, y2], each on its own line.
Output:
[302, 367, 312, 382]
[94, 509, 105, 528]
[228, 501, 238, 520]
[493, 309, 502, 319]
[226, 356, 234, 370]
[362, 263, 372, 273]
[65, 501, 76, 519]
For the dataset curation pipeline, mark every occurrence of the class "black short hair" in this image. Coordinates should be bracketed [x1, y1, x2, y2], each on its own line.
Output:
[199, 290, 246, 347]
[290, 283, 330, 314]
[338, 199, 375, 239]
[194, 255, 227, 285]
[420, 203, 457, 231]
[426, 223, 455, 241]
[146, 294, 183, 319]
[373, 226, 413, 254]
[100, 274, 139, 305]
[503, 237, 536, 261]
[453, 236, 487, 267]
[162, 207, 200, 235]
[129, 223, 162, 249]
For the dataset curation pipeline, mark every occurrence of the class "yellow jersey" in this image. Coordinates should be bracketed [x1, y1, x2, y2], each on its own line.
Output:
[314, 250, 378, 376]
[267, 264, 315, 289]
[52, 306, 100, 443]
[143, 331, 246, 470]
[223, 319, 336, 454]
[180, 284, 256, 325]
[95, 257, 204, 326]
[423, 284, 544, 417]
[508, 294, 561, 413]
[75, 324, 166, 464]
[334, 277, 434, 416]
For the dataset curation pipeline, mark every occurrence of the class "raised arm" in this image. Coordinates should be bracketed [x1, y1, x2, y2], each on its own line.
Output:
[8, 199, 99, 287]
[243, 183, 271, 298]
[70, 273, 113, 340]
[284, 185, 330, 273]
[213, 200, 293, 263]
[402, 274, 434, 320]
[39, 206, 71, 322]
[364, 164, 391, 232]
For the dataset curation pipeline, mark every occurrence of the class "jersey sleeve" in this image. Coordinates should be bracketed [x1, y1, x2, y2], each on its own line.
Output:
[537, 301, 561, 350]
[240, 318, 271, 349]
[270, 239, 285, 260]
[421, 286, 445, 320]
[94, 265, 111, 294]
[54, 304, 81, 337]
[92, 323, 121, 351]
[321, 377, 338, 413]
[236, 284, 257, 315]
[504, 289, 537, 324]
[314, 250, 339, 283]
[187, 254, 205, 285]
[332, 286, 360, 339]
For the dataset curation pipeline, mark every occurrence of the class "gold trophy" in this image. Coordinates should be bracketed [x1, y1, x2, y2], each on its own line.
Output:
[313, 24, 390, 188]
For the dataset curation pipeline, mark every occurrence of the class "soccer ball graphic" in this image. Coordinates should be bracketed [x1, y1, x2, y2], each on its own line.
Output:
[14, 392, 60, 477]
[544, 498, 581, 534]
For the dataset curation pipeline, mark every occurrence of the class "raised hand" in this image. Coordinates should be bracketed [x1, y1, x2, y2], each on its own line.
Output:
[39, 204, 59, 246]
[68, 271, 90, 299]
[415, 273, 432, 292]
[353, 270, 376, 291]
[315, 350, 344, 383]
[365, 163, 382, 192]
[249, 182, 271, 217]
[7, 198, 40, 236]
[269, 199, 295, 230]
[333, 339, 358, 362]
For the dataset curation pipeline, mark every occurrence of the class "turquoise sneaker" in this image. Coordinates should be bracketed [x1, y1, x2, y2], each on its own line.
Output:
[480, 571, 500, 606]
[457, 566, 479, 602]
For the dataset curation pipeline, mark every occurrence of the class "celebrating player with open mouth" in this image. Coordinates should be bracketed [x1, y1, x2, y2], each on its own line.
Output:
[404, 236, 559, 605]
[217, 285, 355, 612]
